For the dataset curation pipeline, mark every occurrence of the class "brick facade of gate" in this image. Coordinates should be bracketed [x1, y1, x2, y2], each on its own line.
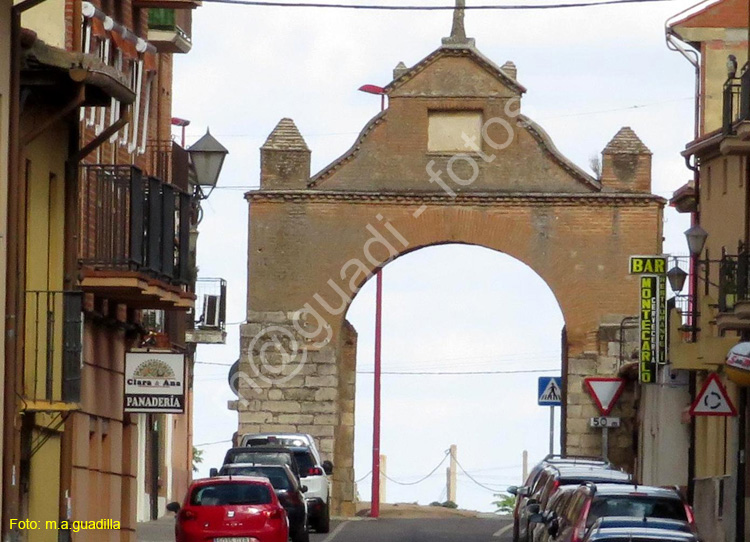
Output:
[231, 29, 663, 516]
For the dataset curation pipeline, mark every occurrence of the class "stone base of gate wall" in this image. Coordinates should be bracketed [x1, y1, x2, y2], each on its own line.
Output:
[230, 314, 358, 517]
[565, 321, 638, 471]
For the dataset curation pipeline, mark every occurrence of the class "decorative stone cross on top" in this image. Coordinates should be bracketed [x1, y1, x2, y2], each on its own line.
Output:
[442, 0, 475, 46]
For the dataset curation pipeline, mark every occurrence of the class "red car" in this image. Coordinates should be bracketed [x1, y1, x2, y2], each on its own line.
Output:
[168, 476, 289, 542]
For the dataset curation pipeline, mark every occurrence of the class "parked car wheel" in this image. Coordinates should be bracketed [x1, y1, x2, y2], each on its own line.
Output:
[291, 523, 310, 542]
[313, 500, 331, 533]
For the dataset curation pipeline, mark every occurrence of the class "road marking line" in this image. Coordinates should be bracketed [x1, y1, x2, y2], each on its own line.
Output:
[493, 523, 514, 538]
[321, 520, 349, 542]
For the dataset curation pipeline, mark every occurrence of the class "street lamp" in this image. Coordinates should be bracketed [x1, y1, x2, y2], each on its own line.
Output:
[685, 225, 708, 257]
[188, 129, 229, 200]
[667, 265, 688, 293]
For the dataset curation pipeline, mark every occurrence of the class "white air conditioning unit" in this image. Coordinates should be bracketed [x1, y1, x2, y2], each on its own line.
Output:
[201, 295, 221, 329]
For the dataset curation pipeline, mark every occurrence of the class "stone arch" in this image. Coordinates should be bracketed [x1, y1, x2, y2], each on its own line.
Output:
[234, 29, 664, 516]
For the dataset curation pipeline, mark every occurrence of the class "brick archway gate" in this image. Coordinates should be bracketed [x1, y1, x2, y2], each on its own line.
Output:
[232, 29, 664, 516]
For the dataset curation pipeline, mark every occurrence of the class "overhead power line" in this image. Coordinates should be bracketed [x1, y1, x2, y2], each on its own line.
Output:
[200, 0, 677, 10]
[195, 438, 233, 447]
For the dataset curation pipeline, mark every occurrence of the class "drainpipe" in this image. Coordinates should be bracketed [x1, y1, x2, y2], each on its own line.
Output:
[3, 1, 53, 538]
[665, 25, 701, 507]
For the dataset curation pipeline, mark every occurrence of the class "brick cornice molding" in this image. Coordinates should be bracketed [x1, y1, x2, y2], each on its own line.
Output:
[245, 190, 666, 207]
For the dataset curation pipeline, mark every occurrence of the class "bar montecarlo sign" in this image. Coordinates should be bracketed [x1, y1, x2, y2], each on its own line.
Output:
[124, 352, 186, 413]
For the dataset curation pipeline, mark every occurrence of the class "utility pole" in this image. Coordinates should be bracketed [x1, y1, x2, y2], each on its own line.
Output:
[447, 444, 457, 503]
[370, 269, 383, 517]
[522, 450, 528, 484]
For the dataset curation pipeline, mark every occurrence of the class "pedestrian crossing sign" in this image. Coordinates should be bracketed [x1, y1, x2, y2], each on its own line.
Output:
[538, 376, 563, 406]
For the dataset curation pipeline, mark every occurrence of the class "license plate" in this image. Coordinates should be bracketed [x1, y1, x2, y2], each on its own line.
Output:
[214, 538, 250, 542]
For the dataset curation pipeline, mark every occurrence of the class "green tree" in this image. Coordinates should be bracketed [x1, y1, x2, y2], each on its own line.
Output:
[192, 446, 204, 473]
[492, 492, 516, 514]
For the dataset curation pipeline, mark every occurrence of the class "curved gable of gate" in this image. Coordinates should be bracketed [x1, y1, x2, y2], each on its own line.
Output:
[296, 44, 603, 194]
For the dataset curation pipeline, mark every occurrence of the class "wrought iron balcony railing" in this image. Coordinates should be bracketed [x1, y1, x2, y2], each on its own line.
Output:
[718, 251, 750, 313]
[723, 65, 750, 135]
[146, 140, 191, 192]
[79, 165, 191, 285]
[24, 291, 83, 407]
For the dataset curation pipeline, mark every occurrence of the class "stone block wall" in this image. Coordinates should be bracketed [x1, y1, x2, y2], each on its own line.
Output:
[231, 313, 357, 516]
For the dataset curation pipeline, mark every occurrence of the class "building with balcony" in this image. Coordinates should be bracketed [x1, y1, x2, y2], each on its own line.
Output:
[667, 0, 750, 540]
[3, 1, 209, 540]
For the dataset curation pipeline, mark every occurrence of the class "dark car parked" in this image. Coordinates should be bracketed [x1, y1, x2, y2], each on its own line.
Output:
[215, 446, 302, 480]
[533, 483, 696, 542]
[512, 458, 631, 542]
[219, 464, 310, 542]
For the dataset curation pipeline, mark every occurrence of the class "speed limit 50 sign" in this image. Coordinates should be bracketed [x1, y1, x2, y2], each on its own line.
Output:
[589, 417, 621, 428]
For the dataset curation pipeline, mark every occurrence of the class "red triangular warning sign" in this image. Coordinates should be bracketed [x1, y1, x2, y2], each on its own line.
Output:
[584, 377, 626, 416]
[689, 373, 737, 417]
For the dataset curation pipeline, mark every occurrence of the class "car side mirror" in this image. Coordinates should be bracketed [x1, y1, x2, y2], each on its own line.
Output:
[527, 503, 541, 514]
[507, 486, 518, 496]
[322, 460, 333, 475]
[209, 468, 218, 477]
[528, 513, 544, 524]
[518, 486, 529, 497]
[166, 502, 180, 513]
[301, 485, 308, 493]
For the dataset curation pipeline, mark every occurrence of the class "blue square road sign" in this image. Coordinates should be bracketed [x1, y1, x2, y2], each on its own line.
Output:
[538, 376, 563, 406]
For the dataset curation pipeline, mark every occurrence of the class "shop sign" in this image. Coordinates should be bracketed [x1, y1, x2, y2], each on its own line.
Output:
[124, 352, 185, 413]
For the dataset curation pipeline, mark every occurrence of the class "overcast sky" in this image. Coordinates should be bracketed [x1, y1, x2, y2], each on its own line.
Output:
[177, 0, 701, 512]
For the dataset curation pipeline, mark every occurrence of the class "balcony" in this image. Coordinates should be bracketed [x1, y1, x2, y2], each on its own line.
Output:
[716, 251, 750, 331]
[22, 291, 83, 412]
[79, 165, 193, 311]
[722, 65, 750, 140]
[148, 8, 193, 54]
[146, 140, 192, 192]
[186, 278, 227, 344]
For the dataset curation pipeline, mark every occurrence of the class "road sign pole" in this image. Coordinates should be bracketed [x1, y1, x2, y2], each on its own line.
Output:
[602, 426, 609, 461]
[549, 406, 554, 455]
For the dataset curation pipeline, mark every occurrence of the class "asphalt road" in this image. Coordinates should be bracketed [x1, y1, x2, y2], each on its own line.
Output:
[137, 515, 513, 541]
[310, 517, 513, 542]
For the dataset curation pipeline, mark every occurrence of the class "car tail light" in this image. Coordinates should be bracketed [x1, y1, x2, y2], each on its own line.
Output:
[571, 498, 592, 542]
[278, 490, 302, 506]
[684, 502, 697, 531]
[552, 479, 560, 492]
[179, 509, 196, 521]
[308, 467, 324, 476]
[266, 508, 283, 520]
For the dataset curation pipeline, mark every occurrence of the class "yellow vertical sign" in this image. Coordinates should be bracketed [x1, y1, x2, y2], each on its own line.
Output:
[640, 276, 657, 383]
[631, 255, 668, 383]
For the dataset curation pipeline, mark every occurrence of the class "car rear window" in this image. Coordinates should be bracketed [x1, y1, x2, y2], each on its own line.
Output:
[223, 466, 292, 490]
[228, 451, 292, 467]
[294, 451, 315, 473]
[190, 483, 272, 506]
[587, 496, 687, 527]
